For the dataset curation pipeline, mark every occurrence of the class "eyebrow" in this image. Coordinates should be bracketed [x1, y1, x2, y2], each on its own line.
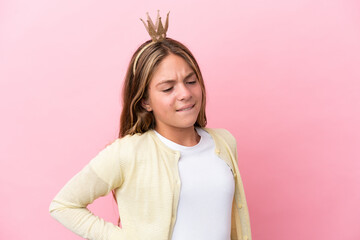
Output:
[155, 72, 196, 87]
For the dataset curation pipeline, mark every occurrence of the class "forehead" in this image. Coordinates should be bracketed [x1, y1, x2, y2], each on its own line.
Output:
[151, 54, 193, 81]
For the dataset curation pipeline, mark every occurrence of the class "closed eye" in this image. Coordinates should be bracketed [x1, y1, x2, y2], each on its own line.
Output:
[162, 87, 173, 92]
[186, 81, 197, 85]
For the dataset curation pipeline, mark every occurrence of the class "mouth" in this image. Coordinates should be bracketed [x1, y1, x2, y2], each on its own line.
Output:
[176, 104, 195, 112]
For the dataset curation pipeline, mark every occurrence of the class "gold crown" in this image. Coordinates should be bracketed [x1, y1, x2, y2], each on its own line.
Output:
[133, 11, 170, 75]
[140, 10, 169, 42]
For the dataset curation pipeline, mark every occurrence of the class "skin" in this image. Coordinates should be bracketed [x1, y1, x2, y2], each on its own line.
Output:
[142, 53, 203, 146]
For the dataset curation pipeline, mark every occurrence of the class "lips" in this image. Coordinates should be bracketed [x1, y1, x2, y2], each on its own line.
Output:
[176, 104, 195, 112]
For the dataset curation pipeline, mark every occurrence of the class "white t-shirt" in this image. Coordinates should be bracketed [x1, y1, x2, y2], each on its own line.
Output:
[154, 128, 235, 240]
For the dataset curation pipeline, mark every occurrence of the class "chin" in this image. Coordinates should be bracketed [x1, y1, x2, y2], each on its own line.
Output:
[176, 120, 198, 129]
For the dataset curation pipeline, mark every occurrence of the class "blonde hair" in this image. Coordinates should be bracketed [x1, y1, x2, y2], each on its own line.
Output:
[119, 38, 207, 137]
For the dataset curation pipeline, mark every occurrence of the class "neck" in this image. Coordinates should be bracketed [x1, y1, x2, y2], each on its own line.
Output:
[155, 126, 200, 147]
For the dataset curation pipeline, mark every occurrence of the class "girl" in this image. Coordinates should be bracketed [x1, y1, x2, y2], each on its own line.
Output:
[49, 12, 251, 240]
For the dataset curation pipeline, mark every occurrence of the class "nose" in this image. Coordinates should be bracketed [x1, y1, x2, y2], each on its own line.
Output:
[177, 83, 192, 101]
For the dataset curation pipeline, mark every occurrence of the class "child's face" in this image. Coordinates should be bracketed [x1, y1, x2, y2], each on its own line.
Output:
[143, 53, 202, 133]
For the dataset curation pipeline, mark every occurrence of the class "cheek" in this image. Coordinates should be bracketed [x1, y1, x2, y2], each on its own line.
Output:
[195, 85, 203, 100]
[151, 95, 174, 112]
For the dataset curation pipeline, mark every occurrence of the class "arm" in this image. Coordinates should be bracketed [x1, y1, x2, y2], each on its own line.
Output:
[49, 139, 126, 240]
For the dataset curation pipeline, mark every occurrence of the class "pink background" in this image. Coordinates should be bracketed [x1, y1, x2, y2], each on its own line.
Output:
[1, 0, 360, 239]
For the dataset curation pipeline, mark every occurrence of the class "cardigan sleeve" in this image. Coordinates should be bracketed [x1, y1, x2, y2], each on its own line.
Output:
[49, 139, 126, 240]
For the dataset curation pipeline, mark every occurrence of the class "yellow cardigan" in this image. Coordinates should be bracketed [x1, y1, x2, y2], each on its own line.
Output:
[49, 128, 251, 240]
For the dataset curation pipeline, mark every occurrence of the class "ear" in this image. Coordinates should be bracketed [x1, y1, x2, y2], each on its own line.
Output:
[141, 98, 152, 112]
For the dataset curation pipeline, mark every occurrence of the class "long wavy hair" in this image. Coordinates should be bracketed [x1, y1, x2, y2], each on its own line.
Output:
[113, 38, 207, 226]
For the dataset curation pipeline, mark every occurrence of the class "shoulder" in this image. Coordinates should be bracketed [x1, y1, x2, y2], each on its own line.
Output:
[203, 128, 237, 155]
[106, 130, 156, 149]
[115, 131, 153, 148]
[88, 131, 155, 184]
[203, 127, 236, 144]
[203, 128, 239, 163]
[90, 131, 154, 167]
